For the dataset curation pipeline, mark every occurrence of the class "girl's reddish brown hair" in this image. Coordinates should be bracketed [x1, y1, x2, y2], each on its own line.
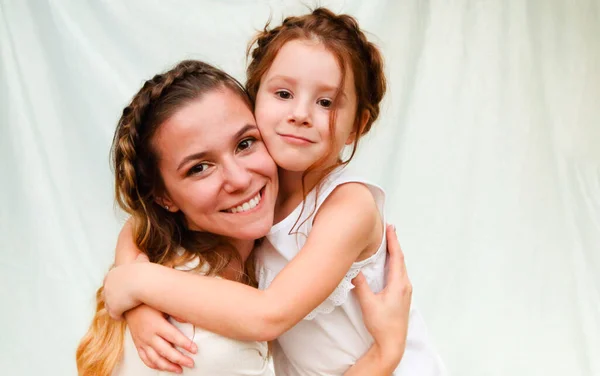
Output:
[246, 7, 387, 229]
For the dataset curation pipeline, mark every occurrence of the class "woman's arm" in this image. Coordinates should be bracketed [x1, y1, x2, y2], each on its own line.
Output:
[345, 345, 399, 376]
[104, 183, 382, 341]
[344, 225, 412, 375]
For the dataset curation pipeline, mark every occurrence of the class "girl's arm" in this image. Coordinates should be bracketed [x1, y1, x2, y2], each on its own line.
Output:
[114, 218, 142, 265]
[104, 183, 381, 341]
[114, 218, 197, 372]
[112, 225, 411, 374]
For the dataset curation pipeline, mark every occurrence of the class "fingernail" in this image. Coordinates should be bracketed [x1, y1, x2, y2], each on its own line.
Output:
[190, 343, 198, 353]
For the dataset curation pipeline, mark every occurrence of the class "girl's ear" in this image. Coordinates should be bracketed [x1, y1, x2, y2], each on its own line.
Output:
[346, 109, 370, 145]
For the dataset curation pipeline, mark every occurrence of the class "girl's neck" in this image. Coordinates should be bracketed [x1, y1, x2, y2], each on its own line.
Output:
[275, 164, 338, 223]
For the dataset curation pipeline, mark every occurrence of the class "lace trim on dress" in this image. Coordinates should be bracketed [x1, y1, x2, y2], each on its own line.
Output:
[257, 245, 386, 321]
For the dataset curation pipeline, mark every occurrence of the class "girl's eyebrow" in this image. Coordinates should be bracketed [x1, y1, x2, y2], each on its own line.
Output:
[266, 74, 344, 97]
[265, 74, 297, 85]
[316, 83, 341, 94]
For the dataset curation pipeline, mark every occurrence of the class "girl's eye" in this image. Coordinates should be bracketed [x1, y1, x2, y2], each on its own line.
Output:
[188, 162, 210, 176]
[275, 90, 292, 99]
[237, 137, 256, 152]
[317, 98, 333, 108]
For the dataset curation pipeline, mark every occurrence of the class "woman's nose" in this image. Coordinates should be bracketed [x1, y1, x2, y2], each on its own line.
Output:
[221, 159, 252, 194]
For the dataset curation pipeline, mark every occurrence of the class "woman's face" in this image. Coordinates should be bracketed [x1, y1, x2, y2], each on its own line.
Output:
[153, 87, 278, 241]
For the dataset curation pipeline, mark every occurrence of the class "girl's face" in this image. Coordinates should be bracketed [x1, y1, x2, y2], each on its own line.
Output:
[153, 87, 278, 241]
[254, 39, 359, 172]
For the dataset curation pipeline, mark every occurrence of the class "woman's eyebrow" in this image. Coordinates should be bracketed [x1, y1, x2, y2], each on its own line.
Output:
[177, 151, 207, 172]
[233, 124, 258, 140]
[176, 124, 257, 172]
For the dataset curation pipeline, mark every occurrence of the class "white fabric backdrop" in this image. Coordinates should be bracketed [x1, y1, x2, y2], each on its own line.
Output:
[1, 0, 599, 375]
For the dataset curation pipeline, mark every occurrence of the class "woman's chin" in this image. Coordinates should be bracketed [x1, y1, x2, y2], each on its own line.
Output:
[231, 221, 272, 241]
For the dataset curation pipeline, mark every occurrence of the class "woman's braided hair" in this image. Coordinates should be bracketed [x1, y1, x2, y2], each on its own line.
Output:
[77, 60, 256, 376]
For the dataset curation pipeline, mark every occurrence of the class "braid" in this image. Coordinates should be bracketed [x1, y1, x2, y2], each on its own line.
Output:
[313, 8, 386, 133]
[345, 19, 386, 134]
[112, 60, 223, 215]
[246, 21, 288, 103]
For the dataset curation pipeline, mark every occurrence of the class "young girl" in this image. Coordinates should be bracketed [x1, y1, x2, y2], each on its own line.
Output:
[104, 8, 445, 375]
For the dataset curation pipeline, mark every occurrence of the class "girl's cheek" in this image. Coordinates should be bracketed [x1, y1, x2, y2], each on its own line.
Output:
[257, 148, 277, 172]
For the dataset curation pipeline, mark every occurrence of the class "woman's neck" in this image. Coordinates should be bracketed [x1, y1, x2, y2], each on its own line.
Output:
[221, 238, 254, 281]
[228, 238, 254, 263]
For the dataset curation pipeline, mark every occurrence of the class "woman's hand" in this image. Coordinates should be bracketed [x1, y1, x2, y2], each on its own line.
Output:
[103, 253, 148, 319]
[125, 304, 197, 374]
[353, 224, 412, 367]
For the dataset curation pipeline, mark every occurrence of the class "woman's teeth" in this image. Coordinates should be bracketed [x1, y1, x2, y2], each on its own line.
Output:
[228, 192, 261, 214]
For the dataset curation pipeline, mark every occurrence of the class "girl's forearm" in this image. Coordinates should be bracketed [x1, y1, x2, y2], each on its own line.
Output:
[126, 187, 379, 341]
[133, 263, 285, 341]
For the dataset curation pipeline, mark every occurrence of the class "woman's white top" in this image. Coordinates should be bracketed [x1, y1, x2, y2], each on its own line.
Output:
[256, 167, 447, 376]
[113, 259, 272, 376]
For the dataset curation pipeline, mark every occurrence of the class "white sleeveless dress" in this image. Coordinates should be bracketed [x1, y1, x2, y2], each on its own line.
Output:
[113, 259, 273, 376]
[256, 167, 447, 376]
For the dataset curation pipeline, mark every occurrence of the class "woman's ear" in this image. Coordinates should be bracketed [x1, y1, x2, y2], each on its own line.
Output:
[345, 109, 370, 145]
[155, 195, 179, 213]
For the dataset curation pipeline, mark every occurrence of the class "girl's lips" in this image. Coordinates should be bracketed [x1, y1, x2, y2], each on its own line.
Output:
[278, 133, 314, 145]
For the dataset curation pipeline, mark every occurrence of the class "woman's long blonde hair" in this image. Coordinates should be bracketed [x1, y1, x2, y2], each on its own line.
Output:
[76, 60, 257, 376]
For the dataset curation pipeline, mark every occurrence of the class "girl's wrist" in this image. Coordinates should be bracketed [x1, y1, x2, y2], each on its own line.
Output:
[126, 262, 150, 303]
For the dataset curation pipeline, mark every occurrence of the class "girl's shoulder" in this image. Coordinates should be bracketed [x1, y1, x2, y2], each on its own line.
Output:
[312, 167, 386, 226]
[313, 167, 386, 211]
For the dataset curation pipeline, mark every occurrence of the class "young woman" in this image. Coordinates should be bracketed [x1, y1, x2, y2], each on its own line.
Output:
[103, 8, 445, 376]
[77, 59, 412, 375]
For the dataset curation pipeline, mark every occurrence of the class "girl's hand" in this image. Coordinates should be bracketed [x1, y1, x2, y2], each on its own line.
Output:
[352, 224, 412, 365]
[103, 254, 148, 319]
[125, 304, 197, 374]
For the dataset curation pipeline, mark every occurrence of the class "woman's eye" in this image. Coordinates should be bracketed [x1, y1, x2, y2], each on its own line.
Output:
[188, 163, 210, 176]
[317, 98, 333, 108]
[275, 90, 292, 99]
[237, 138, 256, 152]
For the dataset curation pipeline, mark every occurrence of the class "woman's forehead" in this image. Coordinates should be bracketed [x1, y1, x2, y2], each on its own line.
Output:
[154, 90, 255, 163]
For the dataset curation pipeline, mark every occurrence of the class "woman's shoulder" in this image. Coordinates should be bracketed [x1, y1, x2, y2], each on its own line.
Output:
[173, 250, 218, 276]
